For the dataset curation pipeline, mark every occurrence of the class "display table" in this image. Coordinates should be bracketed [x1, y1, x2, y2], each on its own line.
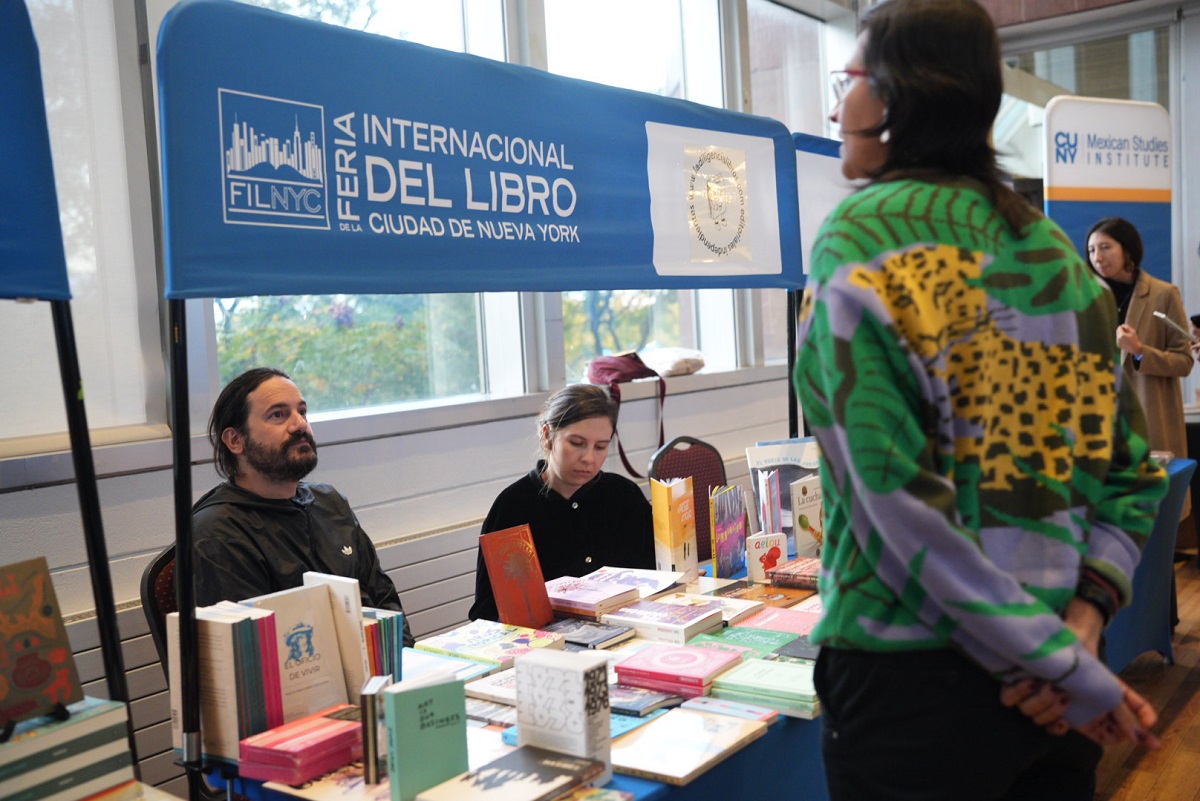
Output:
[211, 714, 827, 801]
[1105, 457, 1197, 674]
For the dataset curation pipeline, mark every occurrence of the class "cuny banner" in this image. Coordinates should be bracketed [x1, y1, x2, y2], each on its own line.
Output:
[0, 0, 71, 301]
[158, 0, 803, 299]
[1044, 96, 1171, 282]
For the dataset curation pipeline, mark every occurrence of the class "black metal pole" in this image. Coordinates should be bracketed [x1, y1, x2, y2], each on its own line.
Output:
[49, 299, 139, 778]
[167, 299, 202, 800]
[787, 289, 800, 438]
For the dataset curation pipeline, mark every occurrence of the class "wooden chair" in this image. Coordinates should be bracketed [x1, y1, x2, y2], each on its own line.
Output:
[648, 436, 728, 563]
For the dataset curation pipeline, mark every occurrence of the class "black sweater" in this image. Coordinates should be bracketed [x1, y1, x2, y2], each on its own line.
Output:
[468, 462, 655, 621]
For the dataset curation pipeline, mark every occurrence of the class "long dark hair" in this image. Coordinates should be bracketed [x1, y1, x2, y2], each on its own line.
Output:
[208, 366, 290, 480]
[859, 0, 1034, 231]
[1086, 217, 1143, 271]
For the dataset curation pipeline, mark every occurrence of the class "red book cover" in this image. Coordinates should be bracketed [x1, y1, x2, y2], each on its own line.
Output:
[238, 704, 362, 785]
[614, 643, 742, 688]
[0, 557, 84, 725]
[256, 612, 284, 729]
[480, 524, 554, 629]
[735, 606, 821, 637]
[613, 673, 710, 699]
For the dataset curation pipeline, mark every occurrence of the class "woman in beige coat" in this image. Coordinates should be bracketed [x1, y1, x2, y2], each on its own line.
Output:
[1086, 216, 1193, 521]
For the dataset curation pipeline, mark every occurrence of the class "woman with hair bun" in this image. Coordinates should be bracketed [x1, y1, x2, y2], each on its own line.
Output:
[468, 384, 654, 622]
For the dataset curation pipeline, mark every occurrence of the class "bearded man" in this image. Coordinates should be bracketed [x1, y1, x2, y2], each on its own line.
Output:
[193, 367, 414, 646]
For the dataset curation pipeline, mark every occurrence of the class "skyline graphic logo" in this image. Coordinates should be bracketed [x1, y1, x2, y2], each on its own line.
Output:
[1054, 130, 1078, 164]
[219, 89, 330, 229]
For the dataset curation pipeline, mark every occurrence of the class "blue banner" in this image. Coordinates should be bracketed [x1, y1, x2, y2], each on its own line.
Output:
[0, 0, 71, 301]
[158, 0, 803, 299]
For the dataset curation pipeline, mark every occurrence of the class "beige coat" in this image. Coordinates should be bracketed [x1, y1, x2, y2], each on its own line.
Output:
[1123, 269, 1194, 519]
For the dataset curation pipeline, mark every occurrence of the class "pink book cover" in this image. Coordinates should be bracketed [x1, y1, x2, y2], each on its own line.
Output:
[736, 607, 821, 637]
[613, 672, 710, 699]
[239, 704, 362, 781]
[545, 577, 639, 613]
[614, 643, 742, 688]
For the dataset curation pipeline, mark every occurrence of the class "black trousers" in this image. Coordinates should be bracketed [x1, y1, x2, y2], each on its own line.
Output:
[815, 647, 1102, 801]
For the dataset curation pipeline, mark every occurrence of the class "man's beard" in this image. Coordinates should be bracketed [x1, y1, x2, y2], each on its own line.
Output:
[242, 430, 318, 482]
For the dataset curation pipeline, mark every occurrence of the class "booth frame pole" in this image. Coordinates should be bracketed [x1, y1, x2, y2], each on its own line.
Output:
[50, 299, 139, 777]
[167, 299, 203, 801]
[787, 289, 800, 438]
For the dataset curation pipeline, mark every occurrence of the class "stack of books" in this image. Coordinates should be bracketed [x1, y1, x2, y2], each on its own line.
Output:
[613, 643, 742, 699]
[414, 619, 565, 671]
[607, 684, 684, 717]
[544, 576, 640, 621]
[766, 556, 822, 589]
[0, 696, 138, 801]
[652, 591, 764, 626]
[362, 607, 405, 681]
[238, 704, 363, 785]
[402, 646, 496, 683]
[710, 658, 820, 719]
[599, 599, 723, 644]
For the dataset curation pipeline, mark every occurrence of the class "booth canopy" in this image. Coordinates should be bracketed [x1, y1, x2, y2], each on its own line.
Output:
[0, 0, 71, 302]
[158, 0, 803, 299]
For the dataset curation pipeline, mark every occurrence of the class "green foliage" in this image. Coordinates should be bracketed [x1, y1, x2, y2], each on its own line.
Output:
[215, 294, 481, 412]
[562, 289, 680, 380]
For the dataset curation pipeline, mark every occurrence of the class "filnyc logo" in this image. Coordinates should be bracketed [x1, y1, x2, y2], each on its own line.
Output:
[1055, 131, 1078, 164]
[219, 89, 330, 229]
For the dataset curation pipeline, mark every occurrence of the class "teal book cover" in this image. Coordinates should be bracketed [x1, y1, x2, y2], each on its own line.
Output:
[384, 672, 467, 801]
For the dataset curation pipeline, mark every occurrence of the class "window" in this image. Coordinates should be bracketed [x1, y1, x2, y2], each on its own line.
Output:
[213, 0, 511, 410]
[543, 0, 734, 381]
[996, 27, 1170, 184]
[1, 1, 156, 449]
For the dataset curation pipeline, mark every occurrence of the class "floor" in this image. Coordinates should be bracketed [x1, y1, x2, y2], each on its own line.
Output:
[1096, 550, 1200, 800]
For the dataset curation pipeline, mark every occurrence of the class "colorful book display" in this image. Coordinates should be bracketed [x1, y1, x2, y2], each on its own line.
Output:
[607, 684, 684, 717]
[544, 576, 640, 621]
[599, 599, 723, 644]
[650, 477, 699, 581]
[479, 524, 554, 629]
[746, 438, 821, 554]
[708, 485, 747, 579]
[385, 669, 468, 801]
[0, 557, 83, 725]
[515, 648, 612, 784]
[755, 471, 783, 542]
[414, 620, 564, 671]
[303, 572, 369, 704]
[238, 703, 363, 785]
[363, 607, 405, 682]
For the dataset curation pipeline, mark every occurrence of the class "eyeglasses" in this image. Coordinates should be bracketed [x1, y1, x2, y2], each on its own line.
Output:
[830, 69, 869, 104]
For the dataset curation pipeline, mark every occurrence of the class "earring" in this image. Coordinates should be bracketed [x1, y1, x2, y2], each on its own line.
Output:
[879, 129, 891, 144]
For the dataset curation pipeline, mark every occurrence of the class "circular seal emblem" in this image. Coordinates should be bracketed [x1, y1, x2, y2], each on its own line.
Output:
[687, 149, 747, 257]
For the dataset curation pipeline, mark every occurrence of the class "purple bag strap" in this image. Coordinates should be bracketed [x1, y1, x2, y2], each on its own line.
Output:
[611, 376, 666, 478]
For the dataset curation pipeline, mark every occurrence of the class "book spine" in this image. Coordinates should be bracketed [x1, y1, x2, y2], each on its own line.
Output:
[361, 688, 382, 784]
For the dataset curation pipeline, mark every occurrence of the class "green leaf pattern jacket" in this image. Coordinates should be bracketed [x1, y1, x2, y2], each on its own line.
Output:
[794, 178, 1167, 726]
